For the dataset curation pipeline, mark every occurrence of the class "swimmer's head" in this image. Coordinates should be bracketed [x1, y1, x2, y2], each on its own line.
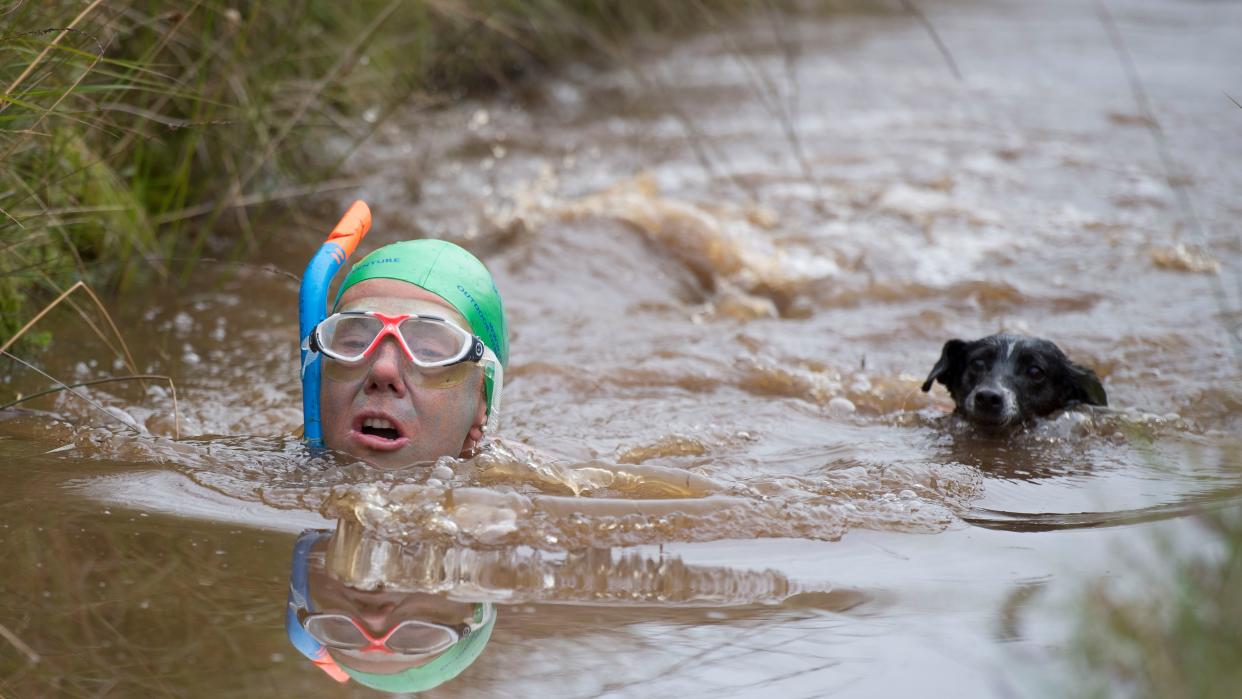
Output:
[317, 240, 507, 467]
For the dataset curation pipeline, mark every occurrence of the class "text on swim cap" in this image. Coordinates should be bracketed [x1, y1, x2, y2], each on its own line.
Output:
[456, 283, 500, 357]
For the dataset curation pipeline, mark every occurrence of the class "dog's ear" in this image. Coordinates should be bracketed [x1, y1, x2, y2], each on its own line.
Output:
[1065, 362, 1107, 406]
[922, 339, 967, 393]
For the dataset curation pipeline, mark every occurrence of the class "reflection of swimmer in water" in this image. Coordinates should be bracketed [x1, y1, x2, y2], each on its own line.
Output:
[324, 511, 819, 607]
[286, 529, 496, 691]
[300, 205, 508, 467]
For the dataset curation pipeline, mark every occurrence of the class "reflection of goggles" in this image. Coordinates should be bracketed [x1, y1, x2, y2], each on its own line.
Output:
[286, 530, 497, 690]
[309, 312, 494, 390]
[295, 607, 488, 656]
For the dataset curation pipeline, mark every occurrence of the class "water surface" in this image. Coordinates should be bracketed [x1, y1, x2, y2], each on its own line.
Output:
[3, 0, 1240, 696]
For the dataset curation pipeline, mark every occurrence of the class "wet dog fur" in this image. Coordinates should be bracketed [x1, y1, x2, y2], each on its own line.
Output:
[921, 334, 1107, 432]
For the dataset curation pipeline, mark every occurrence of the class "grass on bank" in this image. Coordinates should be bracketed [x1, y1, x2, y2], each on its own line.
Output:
[0, 0, 768, 351]
[1068, 502, 1242, 699]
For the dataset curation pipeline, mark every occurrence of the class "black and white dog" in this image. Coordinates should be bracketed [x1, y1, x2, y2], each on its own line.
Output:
[921, 334, 1107, 431]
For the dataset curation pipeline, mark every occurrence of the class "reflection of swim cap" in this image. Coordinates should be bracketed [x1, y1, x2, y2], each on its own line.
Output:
[334, 240, 508, 417]
[338, 602, 496, 693]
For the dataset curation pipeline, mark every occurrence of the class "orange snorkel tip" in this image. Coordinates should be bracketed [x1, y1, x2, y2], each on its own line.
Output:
[327, 200, 372, 258]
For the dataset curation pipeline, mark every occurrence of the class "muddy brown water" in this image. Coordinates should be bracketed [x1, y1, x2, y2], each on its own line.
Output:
[3, 0, 1241, 696]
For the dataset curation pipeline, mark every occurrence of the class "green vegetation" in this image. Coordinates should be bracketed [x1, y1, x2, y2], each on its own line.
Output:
[0, 0, 763, 346]
[1069, 505, 1242, 699]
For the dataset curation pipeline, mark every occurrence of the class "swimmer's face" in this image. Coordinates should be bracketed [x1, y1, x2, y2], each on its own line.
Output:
[320, 278, 486, 468]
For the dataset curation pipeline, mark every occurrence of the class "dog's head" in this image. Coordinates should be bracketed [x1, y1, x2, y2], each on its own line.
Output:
[920, 334, 1107, 431]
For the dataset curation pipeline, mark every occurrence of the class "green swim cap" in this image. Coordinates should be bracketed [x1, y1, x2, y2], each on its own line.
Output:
[334, 240, 508, 417]
[338, 603, 496, 693]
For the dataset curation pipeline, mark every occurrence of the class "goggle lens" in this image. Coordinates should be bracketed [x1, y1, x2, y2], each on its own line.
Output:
[314, 312, 484, 389]
[386, 624, 457, 654]
[304, 615, 371, 650]
[321, 315, 381, 361]
[403, 322, 469, 365]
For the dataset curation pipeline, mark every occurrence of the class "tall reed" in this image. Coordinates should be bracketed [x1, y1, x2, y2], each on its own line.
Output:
[0, 0, 762, 346]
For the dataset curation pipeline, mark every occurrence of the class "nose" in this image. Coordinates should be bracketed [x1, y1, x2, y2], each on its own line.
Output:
[973, 388, 1005, 414]
[363, 339, 407, 397]
[356, 604, 399, 636]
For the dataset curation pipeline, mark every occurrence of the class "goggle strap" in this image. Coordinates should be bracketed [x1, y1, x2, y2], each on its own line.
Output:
[483, 351, 503, 436]
[300, 335, 320, 379]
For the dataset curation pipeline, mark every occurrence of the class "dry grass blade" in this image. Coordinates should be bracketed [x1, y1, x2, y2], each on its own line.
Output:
[0, 201, 22, 227]
[223, 0, 403, 211]
[150, 177, 361, 225]
[0, 261, 168, 438]
[0, 373, 180, 439]
[3, 139, 168, 278]
[40, 279, 120, 359]
[425, 0, 529, 47]
[0, 0, 107, 114]
[0, 350, 142, 434]
[1096, 0, 1240, 365]
[178, 0, 404, 265]
[0, 280, 141, 382]
[0, 26, 107, 165]
[10, 179, 89, 275]
[0, 621, 41, 665]
[133, 255, 300, 283]
[0, 283, 86, 354]
[104, 1, 203, 159]
[0, 620, 40, 665]
[579, 15, 734, 192]
[138, 257, 300, 283]
[71, 282, 141, 378]
[899, 0, 962, 81]
[691, 0, 821, 203]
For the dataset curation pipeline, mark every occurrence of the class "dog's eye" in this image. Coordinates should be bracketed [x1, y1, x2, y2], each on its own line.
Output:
[970, 358, 987, 371]
[1026, 365, 1045, 382]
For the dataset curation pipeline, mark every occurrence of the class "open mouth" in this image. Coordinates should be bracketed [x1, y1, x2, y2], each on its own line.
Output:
[361, 417, 401, 440]
[351, 413, 409, 451]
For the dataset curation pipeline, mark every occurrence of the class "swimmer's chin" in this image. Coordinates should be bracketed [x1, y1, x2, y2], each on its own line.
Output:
[340, 440, 465, 471]
[342, 440, 429, 470]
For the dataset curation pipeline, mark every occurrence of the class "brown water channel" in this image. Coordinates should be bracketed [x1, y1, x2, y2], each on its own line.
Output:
[3, 0, 1241, 696]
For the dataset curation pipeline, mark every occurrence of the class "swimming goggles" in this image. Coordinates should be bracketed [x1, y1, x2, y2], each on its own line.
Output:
[294, 607, 488, 656]
[309, 311, 490, 389]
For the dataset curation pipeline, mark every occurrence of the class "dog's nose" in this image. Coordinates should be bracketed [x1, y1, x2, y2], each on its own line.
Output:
[974, 389, 1004, 414]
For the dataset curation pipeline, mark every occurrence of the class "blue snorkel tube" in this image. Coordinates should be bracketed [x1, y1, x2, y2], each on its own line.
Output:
[299, 201, 372, 447]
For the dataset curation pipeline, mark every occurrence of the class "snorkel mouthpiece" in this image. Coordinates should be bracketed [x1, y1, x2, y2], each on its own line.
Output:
[300, 201, 372, 447]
